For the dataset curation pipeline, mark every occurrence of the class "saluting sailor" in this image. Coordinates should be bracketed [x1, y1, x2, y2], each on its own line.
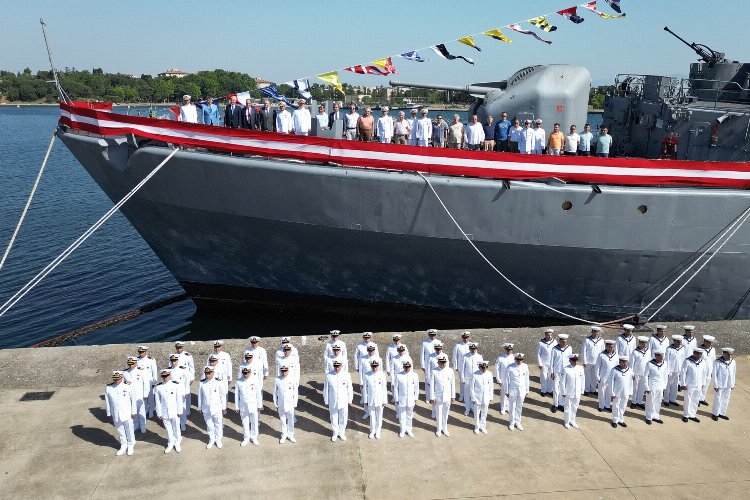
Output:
[235, 366, 263, 446]
[167, 353, 192, 431]
[630, 336, 650, 409]
[105, 371, 137, 456]
[562, 353, 585, 429]
[393, 360, 419, 438]
[462, 342, 484, 416]
[421, 329, 439, 401]
[698, 335, 716, 406]
[537, 329, 555, 397]
[155, 369, 184, 453]
[643, 349, 668, 424]
[616, 324, 636, 359]
[664, 335, 686, 406]
[453, 331, 472, 402]
[609, 356, 634, 428]
[429, 354, 455, 437]
[198, 366, 226, 449]
[549, 333, 572, 413]
[681, 325, 698, 356]
[124, 356, 149, 433]
[712, 347, 736, 421]
[247, 336, 269, 381]
[649, 325, 670, 356]
[680, 348, 710, 422]
[595, 340, 618, 412]
[274, 364, 298, 444]
[472, 361, 494, 434]
[363, 358, 388, 439]
[582, 326, 604, 395]
[323, 360, 354, 442]
[495, 343, 515, 415]
[135, 345, 158, 418]
[505, 353, 530, 431]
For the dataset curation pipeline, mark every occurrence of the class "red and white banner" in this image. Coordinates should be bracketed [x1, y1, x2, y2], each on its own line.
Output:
[59, 103, 750, 189]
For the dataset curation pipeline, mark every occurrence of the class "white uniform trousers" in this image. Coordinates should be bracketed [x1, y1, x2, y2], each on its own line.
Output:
[508, 391, 525, 427]
[633, 376, 646, 405]
[345, 129, 357, 141]
[457, 375, 465, 402]
[240, 412, 259, 441]
[645, 389, 663, 420]
[279, 409, 295, 438]
[113, 418, 135, 447]
[584, 365, 598, 393]
[147, 389, 156, 417]
[712, 388, 731, 416]
[416, 139, 428, 147]
[163, 417, 181, 447]
[329, 406, 348, 437]
[683, 387, 701, 418]
[203, 411, 223, 443]
[135, 398, 147, 431]
[665, 373, 679, 403]
[434, 401, 450, 434]
[539, 366, 552, 394]
[398, 405, 414, 434]
[612, 395, 627, 424]
[474, 403, 489, 431]
[699, 382, 710, 402]
[598, 382, 611, 409]
[499, 388, 509, 414]
[463, 382, 473, 413]
[368, 405, 383, 436]
[563, 396, 580, 426]
[552, 373, 565, 406]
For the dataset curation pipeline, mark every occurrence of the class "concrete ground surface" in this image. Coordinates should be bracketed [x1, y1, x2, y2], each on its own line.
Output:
[0, 322, 747, 499]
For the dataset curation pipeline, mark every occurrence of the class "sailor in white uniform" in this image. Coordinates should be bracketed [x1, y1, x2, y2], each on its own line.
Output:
[609, 356, 634, 428]
[273, 364, 298, 444]
[462, 343, 484, 416]
[237, 351, 259, 383]
[391, 345, 412, 408]
[363, 359, 388, 439]
[207, 354, 229, 409]
[105, 371, 137, 456]
[386, 334, 407, 400]
[235, 366, 263, 446]
[505, 353, 530, 431]
[643, 350, 668, 424]
[155, 369, 184, 453]
[323, 360, 354, 441]
[630, 336, 650, 409]
[425, 341, 448, 417]
[324, 330, 347, 366]
[174, 340, 195, 381]
[472, 361, 494, 434]
[681, 325, 698, 358]
[698, 335, 716, 406]
[277, 345, 301, 391]
[494, 343, 515, 415]
[324, 343, 348, 374]
[453, 331, 472, 402]
[135, 345, 158, 418]
[247, 336, 269, 381]
[562, 353, 585, 429]
[549, 334, 572, 412]
[393, 360, 419, 438]
[536, 329, 555, 396]
[420, 329, 439, 401]
[582, 326, 604, 395]
[275, 337, 300, 366]
[429, 354, 455, 437]
[648, 325, 670, 358]
[595, 340, 618, 411]
[354, 332, 376, 381]
[359, 344, 382, 415]
[616, 324, 636, 359]
[680, 348, 710, 422]
[209, 340, 232, 386]
[198, 366, 226, 449]
[712, 347, 736, 421]
[167, 353, 192, 431]
[124, 356, 149, 433]
[665, 335, 686, 405]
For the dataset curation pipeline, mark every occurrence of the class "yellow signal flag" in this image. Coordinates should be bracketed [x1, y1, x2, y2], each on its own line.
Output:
[316, 71, 343, 94]
[483, 29, 512, 43]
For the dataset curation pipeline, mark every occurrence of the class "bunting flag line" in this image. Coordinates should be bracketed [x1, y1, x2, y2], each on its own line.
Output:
[283, 79, 312, 99]
[557, 6, 585, 24]
[582, 1, 626, 19]
[258, 85, 298, 108]
[316, 71, 344, 93]
[343, 65, 389, 76]
[527, 16, 558, 32]
[604, 0, 622, 13]
[483, 28, 512, 43]
[457, 36, 482, 52]
[508, 24, 553, 44]
[371, 57, 397, 73]
[398, 51, 425, 62]
[429, 44, 475, 65]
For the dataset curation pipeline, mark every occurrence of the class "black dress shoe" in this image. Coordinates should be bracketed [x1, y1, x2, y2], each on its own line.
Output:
[699, 401, 708, 406]
[611, 422, 617, 428]
[629, 403, 634, 409]
[689, 417, 700, 423]
[598, 407, 603, 413]
[719, 415, 729, 421]
[712, 415, 719, 421]
[551, 406, 557, 413]
[654, 419, 663, 424]
[558, 405, 564, 411]
[682, 417, 688, 422]
[645, 419, 652, 425]
[618, 422, 627, 428]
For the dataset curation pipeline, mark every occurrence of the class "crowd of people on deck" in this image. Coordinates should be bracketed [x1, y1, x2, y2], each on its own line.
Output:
[175, 95, 615, 158]
[104, 324, 736, 456]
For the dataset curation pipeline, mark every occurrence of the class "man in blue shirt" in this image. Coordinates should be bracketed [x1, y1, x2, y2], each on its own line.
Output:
[596, 126, 613, 158]
[200, 97, 219, 125]
[493, 112, 511, 152]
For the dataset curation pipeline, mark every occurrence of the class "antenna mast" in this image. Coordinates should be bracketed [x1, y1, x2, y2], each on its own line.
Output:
[40, 18, 70, 103]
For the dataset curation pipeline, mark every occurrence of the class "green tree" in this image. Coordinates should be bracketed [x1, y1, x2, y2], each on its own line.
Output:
[152, 78, 175, 102]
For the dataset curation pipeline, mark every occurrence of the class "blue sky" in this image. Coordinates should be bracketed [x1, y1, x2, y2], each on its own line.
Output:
[1, 0, 748, 86]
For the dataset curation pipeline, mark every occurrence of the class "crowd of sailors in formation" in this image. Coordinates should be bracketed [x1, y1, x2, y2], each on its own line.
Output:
[104, 325, 736, 456]
[176, 94, 614, 157]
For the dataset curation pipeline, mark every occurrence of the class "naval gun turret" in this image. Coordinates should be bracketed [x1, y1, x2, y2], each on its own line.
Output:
[390, 64, 590, 131]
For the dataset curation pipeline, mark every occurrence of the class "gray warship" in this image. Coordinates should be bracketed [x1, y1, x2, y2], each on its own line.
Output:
[56, 29, 750, 323]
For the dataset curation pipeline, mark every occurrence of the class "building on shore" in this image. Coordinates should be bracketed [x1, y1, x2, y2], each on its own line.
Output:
[157, 68, 190, 78]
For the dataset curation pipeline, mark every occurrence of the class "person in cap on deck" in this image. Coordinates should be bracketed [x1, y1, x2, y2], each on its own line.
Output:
[174, 340, 195, 381]
[596, 340, 618, 412]
[643, 350, 668, 424]
[609, 356, 634, 428]
[359, 343, 383, 417]
[391, 345, 414, 410]
[105, 371, 137, 456]
[135, 345, 158, 418]
[386, 334, 407, 401]
[277, 345, 301, 390]
[649, 325, 670, 358]
[325, 343, 349, 374]
[155, 369, 184, 453]
[504, 353, 530, 431]
[537, 329, 555, 397]
[630, 336, 651, 409]
[549, 334, 572, 413]
[198, 366, 226, 449]
[712, 348, 736, 421]
[124, 356, 149, 433]
[376, 106, 394, 144]
[495, 343, 515, 415]
[208, 340, 233, 387]
[393, 360, 419, 438]
[237, 351, 259, 384]
[235, 366, 263, 446]
[472, 361, 494, 434]
[247, 336, 269, 381]
[323, 360, 354, 442]
[453, 331, 472, 402]
[354, 332, 377, 379]
[292, 99, 311, 136]
[207, 354, 229, 410]
[682, 325, 698, 357]
[582, 326, 605, 395]
[275, 337, 300, 365]
[178, 95, 198, 123]
[680, 348, 709, 422]
[562, 354, 585, 429]
[429, 354, 455, 437]
[698, 335, 716, 405]
[616, 324, 636, 359]
[167, 354, 192, 432]
[665, 335, 686, 406]
[421, 329, 439, 403]
[462, 342, 484, 416]
[363, 359, 388, 439]
[274, 364, 298, 444]
[426, 340, 448, 418]
[533, 119, 546, 155]
[324, 330, 348, 365]
[415, 107, 432, 146]
[275, 102, 293, 134]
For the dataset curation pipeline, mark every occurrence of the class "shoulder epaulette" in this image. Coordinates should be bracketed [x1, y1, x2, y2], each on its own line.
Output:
[171, 380, 180, 384]
[147, 355, 153, 359]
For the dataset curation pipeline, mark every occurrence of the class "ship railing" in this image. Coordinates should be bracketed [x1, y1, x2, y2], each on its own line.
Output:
[614, 73, 750, 110]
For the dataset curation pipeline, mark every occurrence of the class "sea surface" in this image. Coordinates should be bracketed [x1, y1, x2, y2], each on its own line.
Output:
[0, 105, 602, 349]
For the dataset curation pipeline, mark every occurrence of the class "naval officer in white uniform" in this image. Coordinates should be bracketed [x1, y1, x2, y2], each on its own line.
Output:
[643, 349, 668, 424]
[609, 356, 634, 428]
[235, 366, 263, 446]
[323, 360, 354, 441]
[562, 353, 585, 429]
[471, 361, 494, 434]
[582, 326, 604, 395]
[537, 329, 555, 396]
[712, 347, 736, 421]
[274, 364, 299, 444]
[198, 366, 226, 449]
[105, 371, 137, 456]
[393, 360, 419, 438]
[505, 353, 530, 431]
[680, 348, 710, 422]
[155, 369, 184, 453]
[363, 359, 388, 439]
[429, 354, 455, 437]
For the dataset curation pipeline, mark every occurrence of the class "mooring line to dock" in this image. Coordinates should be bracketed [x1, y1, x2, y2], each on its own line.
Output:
[0, 147, 179, 319]
[0, 131, 56, 272]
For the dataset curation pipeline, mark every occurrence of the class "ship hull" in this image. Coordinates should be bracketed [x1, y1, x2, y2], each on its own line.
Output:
[58, 129, 750, 322]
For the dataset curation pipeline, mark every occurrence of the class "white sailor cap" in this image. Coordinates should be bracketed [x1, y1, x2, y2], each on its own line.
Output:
[137, 345, 149, 352]
[544, 328, 555, 334]
[618, 356, 629, 361]
[392, 333, 402, 340]
[112, 371, 124, 379]
[249, 336, 261, 342]
[174, 340, 185, 347]
[242, 366, 252, 373]
[183, 95, 191, 100]
[503, 342, 514, 349]
[209, 354, 219, 361]
[468, 342, 478, 348]
[366, 342, 377, 351]
[281, 337, 291, 343]
[160, 369, 171, 377]
[535, 119, 543, 124]
[672, 334, 684, 341]
[514, 353, 524, 359]
[721, 347, 735, 354]
[433, 340, 444, 348]
[568, 353, 580, 359]
[279, 364, 289, 371]
[329, 330, 341, 336]
[461, 331, 471, 338]
[653, 349, 665, 355]
[623, 324, 635, 331]
[204, 366, 214, 373]
[396, 344, 406, 351]
[427, 329, 438, 335]
[243, 350, 253, 357]
[683, 325, 695, 331]
[213, 340, 224, 347]
[332, 360, 342, 367]
[637, 336, 649, 343]
[126, 356, 138, 364]
[421, 108, 429, 113]
[605, 339, 616, 345]
[332, 342, 343, 350]
[370, 359, 380, 366]
[702, 335, 715, 342]
[656, 325, 667, 330]
[693, 347, 705, 354]
[169, 353, 179, 360]
[362, 332, 373, 338]
[558, 334, 569, 340]
[591, 326, 602, 332]
[479, 361, 490, 368]
[437, 354, 448, 362]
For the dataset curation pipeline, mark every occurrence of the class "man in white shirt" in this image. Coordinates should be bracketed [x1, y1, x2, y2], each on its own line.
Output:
[453, 331, 471, 402]
[518, 120, 535, 154]
[630, 336, 651, 408]
[648, 325, 670, 359]
[643, 350, 668, 424]
[596, 340, 618, 411]
[616, 324, 636, 359]
[105, 371, 137, 456]
[712, 347, 736, 421]
[563, 125, 580, 155]
[344, 103, 360, 140]
[408, 108, 419, 145]
[609, 356, 634, 428]
[582, 326, 604, 395]
[495, 343, 515, 415]
[680, 348, 709, 422]
[315, 104, 329, 130]
[415, 108, 432, 146]
[363, 359, 387, 439]
[429, 354, 455, 437]
[324, 330, 347, 362]
[274, 364, 299, 443]
[462, 342, 484, 416]
[376, 106, 394, 143]
[508, 119, 522, 153]
[505, 353, 530, 431]
[471, 361, 494, 434]
[537, 329, 555, 396]
[665, 335, 686, 405]
[578, 123, 594, 156]
[533, 119, 546, 154]
[235, 366, 263, 446]
[275, 102, 293, 134]
[247, 336, 269, 381]
[549, 334, 572, 412]
[699, 335, 716, 405]
[393, 111, 411, 145]
[562, 354, 585, 429]
[198, 366, 226, 448]
[463, 115, 485, 150]
[292, 99, 311, 135]
[179, 95, 198, 123]
[323, 360, 353, 441]
[393, 360, 419, 437]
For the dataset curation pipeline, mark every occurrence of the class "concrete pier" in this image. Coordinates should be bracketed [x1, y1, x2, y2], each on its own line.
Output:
[0, 321, 747, 499]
